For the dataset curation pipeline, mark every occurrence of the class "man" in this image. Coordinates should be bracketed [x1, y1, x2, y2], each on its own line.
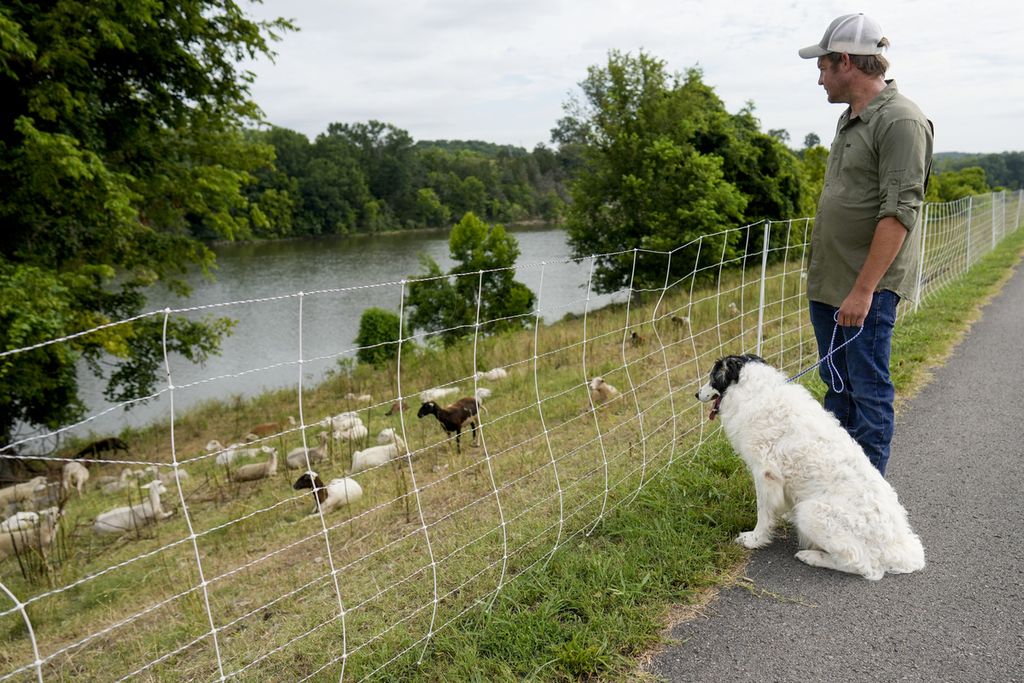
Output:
[799, 14, 933, 475]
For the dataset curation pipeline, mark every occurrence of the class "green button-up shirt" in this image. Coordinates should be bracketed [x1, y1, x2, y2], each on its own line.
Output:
[808, 80, 933, 307]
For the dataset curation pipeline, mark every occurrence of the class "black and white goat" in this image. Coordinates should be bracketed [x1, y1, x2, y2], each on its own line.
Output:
[417, 397, 479, 453]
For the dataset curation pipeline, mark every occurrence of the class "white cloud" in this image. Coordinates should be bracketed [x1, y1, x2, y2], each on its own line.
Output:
[243, 0, 1024, 153]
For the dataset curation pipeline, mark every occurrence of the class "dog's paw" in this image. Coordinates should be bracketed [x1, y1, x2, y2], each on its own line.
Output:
[795, 549, 824, 566]
[736, 531, 769, 549]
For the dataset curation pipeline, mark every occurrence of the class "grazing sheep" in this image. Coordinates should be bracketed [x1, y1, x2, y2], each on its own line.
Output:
[351, 434, 407, 474]
[93, 481, 172, 534]
[417, 397, 480, 453]
[247, 416, 296, 440]
[344, 392, 373, 403]
[293, 473, 363, 515]
[727, 302, 739, 316]
[0, 476, 48, 508]
[475, 367, 508, 381]
[670, 315, 690, 328]
[1, 509, 61, 560]
[62, 461, 90, 496]
[334, 423, 368, 443]
[630, 331, 645, 347]
[229, 448, 278, 483]
[285, 432, 329, 470]
[474, 387, 492, 404]
[74, 437, 129, 459]
[384, 400, 408, 417]
[589, 377, 620, 406]
[419, 386, 460, 403]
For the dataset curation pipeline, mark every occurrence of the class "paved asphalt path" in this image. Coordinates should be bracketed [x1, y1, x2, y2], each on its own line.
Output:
[647, 263, 1024, 682]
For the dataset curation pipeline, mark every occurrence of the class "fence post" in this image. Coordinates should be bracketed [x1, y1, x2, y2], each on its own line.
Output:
[1016, 190, 1023, 232]
[755, 220, 770, 357]
[966, 195, 973, 266]
[914, 203, 930, 313]
[992, 193, 998, 251]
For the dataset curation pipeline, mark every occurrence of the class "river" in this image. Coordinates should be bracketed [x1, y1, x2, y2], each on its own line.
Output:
[71, 226, 621, 439]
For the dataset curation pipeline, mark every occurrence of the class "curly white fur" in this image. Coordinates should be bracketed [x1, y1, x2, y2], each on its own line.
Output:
[698, 359, 925, 581]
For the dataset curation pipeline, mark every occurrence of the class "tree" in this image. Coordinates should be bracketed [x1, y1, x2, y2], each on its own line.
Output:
[354, 308, 405, 366]
[405, 213, 535, 346]
[926, 166, 991, 203]
[804, 132, 821, 149]
[554, 52, 752, 293]
[0, 1, 291, 455]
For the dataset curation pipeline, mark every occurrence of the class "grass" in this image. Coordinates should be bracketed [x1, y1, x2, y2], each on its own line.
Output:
[0, 218, 1021, 682]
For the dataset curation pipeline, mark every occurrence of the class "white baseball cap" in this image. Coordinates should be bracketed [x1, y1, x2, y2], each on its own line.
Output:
[798, 13, 887, 59]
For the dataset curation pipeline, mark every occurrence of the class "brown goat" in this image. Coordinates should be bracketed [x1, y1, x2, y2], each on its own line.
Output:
[417, 398, 479, 453]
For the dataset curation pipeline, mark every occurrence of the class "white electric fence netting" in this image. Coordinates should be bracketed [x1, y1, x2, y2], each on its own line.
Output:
[0, 190, 1020, 681]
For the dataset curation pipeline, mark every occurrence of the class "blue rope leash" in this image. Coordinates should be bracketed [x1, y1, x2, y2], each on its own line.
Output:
[787, 311, 863, 392]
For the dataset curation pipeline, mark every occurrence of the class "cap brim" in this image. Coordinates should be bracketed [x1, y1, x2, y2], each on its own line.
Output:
[798, 44, 828, 59]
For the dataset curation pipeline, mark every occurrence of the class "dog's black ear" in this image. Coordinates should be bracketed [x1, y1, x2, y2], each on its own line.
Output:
[741, 353, 765, 365]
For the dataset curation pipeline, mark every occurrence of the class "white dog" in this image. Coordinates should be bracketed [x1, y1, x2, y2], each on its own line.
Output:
[696, 354, 925, 580]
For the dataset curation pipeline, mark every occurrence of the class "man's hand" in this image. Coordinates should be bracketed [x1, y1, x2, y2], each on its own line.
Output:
[837, 289, 873, 327]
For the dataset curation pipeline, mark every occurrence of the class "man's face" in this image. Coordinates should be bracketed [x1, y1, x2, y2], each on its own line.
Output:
[816, 56, 847, 104]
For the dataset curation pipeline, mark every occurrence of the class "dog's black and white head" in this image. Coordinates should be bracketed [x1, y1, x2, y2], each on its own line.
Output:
[695, 354, 765, 420]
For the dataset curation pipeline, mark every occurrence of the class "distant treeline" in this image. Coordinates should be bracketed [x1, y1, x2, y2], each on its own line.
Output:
[234, 122, 576, 240]
[933, 151, 1024, 190]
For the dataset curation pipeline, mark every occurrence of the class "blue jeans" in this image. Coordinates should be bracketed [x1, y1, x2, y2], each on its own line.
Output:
[809, 290, 900, 475]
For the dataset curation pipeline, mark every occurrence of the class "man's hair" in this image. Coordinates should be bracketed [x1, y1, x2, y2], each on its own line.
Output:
[823, 37, 890, 77]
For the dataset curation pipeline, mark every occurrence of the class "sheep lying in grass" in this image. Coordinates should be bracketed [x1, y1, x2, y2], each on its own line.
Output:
[210, 441, 273, 467]
[420, 386, 460, 403]
[322, 412, 361, 432]
[62, 461, 90, 496]
[589, 377, 620, 406]
[351, 433, 407, 474]
[292, 473, 363, 515]
[0, 476, 47, 508]
[246, 416, 296, 440]
[142, 465, 191, 487]
[286, 432, 329, 470]
[334, 423, 368, 443]
[344, 392, 373, 403]
[417, 397, 479, 453]
[93, 481, 173, 534]
[475, 367, 508, 381]
[0, 509, 61, 560]
[229, 447, 278, 483]
[1, 507, 58, 533]
[99, 468, 140, 495]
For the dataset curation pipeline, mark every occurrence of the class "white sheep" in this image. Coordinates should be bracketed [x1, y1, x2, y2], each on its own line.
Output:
[0, 509, 61, 560]
[475, 367, 508, 381]
[0, 476, 48, 508]
[142, 465, 191, 487]
[344, 392, 373, 403]
[322, 412, 361, 432]
[292, 473, 363, 515]
[351, 434, 406, 474]
[100, 468, 139, 495]
[1, 507, 58, 533]
[209, 440, 268, 467]
[286, 432, 329, 470]
[334, 423, 368, 442]
[419, 386, 460, 403]
[62, 461, 90, 496]
[93, 481, 173, 534]
[228, 448, 278, 483]
[474, 387, 492, 405]
[589, 376, 620, 405]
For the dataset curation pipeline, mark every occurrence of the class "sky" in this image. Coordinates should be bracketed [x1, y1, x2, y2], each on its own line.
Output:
[241, 0, 1024, 154]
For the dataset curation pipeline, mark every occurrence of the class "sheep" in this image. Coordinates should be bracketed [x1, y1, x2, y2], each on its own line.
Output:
[417, 397, 479, 453]
[229, 447, 278, 483]
[74, 436, 129, 459]
[0, 476, 48, 508]
[351, 434, 407, 474]
[100, 468, 141, 495]
[62, 461, 90, 496]
[142, 465, 191, 487]
[246, 416, 296, 440]
[209, 440, 268, 467]
[589, 377, 620, 406]
[419, 386, 460, 403]
[321, 412, 361, 432]
[285, 432, 329, 470]
[93, 481, 172, 534]
[334, 423, 368, 443]
[670, 314, 690, 328]
[629, 331, 645, 347]
[1, 507, 57, 533]
[474, 387, 492, 404]
[384, 400, 408, 417]
[344, 392, 373, 403]
[1, 509, 61, 560]
[292, 473, 363, 515]
[475, 367, 508, 381]
[727, 302, 739, 316]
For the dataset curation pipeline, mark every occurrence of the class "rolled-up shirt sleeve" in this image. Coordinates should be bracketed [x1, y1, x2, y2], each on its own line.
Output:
[876, 118, 932, 232]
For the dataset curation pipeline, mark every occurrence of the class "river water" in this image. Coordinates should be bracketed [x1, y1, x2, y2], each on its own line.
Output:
[72, 226, 621, 438]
